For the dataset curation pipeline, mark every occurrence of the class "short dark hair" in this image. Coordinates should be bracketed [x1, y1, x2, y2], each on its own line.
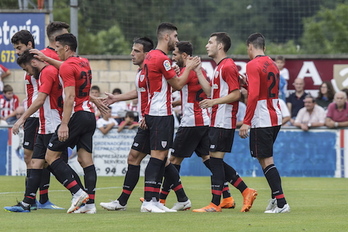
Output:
[133, 37, 154, 53]
[55, 33, 77, 52]
[3, 84, 13, 93]
[176, 41, 193, 56]
[112, 88, 122, 94]
[210, 32, 231, 52]
[246, 33, 265, 50]
[304, 94, 315, 103]
[125, 111, 135, 119]
[157, 22, 177, 39]
[17, 49, 37, 66]
[91, 85, 100, 92]
[275, 55, 285, 62]
[11, 30, 35, 48]
[46, 21, 70, 42]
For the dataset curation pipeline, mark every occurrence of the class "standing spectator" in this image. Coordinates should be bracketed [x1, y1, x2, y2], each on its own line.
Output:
[96, 106, 117, 135]
[110, 88, 128, 124]
[275, 56, 289, 101]
[193, 32, 257, 213]
[239, 33, 290, 213]
[117, 111, 138, 133]
[286, 78, 308, 125]
[325, 91, 348, 128]
[316, 81, 335, 110]
[0, 84, 20, 125]
[0, 64, 11, 94]
[293, 95, 325, 131]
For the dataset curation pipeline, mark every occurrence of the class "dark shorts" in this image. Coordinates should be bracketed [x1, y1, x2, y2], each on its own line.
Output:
[171, 126, 209, 158]
[209, 127, 235, 153]
[23, 117, 39, 150]
[131, 127, 151, 154]
[48, 111, 96, 153]
[249, 126, 281, 158]
[33, 134, 68, 162]
[145, 115, 174, 151]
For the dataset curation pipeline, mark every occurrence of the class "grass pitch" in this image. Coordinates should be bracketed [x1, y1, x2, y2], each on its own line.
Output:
[1, 176, 347, 232]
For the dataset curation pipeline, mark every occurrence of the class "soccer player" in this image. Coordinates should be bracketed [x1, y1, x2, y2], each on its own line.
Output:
[10, 30, 63, 210]
[4, 50, 65, 212]
[139, 22, 200, 213]
[193, 32, 257, 213]
[159, 41, 234, 210]
[239, 33, 290, 213]
[43, 33, 97, 214]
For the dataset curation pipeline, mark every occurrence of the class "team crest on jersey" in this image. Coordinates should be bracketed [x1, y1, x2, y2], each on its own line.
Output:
[161, 141, 167, 148]
[163, 60, 172, 71]
[140, 74, 145, 82]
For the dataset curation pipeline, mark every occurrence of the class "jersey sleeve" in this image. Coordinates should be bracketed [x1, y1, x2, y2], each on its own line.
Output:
[158, 57, 176, 80]
[40, 68, 58, 95]
[243, 62, 260, 125]
[59, 62, 77, 87]
[222, 64, 239, 92]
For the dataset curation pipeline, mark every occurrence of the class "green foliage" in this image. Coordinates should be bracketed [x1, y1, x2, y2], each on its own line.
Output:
[301, 3, 348, 54]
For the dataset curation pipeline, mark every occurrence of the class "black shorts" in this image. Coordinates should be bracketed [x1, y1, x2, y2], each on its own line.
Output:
[23, 117, 39, 150]
[249, 126, 280, 158]
[33, 134, 68, 162]
[48, 111, 96, 153]
[171, 126, 209, 158]
[145, 115, 174, 150]
[131, 127, 151, 154]
[209, 127, 235, 153]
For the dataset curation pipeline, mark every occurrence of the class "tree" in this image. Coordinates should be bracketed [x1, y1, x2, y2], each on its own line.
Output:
[301, 3, 348, 54]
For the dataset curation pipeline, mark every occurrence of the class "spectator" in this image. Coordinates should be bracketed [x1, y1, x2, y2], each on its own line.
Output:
[90, 85, 101, 118]
[293, 95, 325, 131]
[0, 84, 20, 124]
[316, 81, 335, 110]
[341, 88, 348, 100]
[117, 111, 139, 132]
[96, 106, 117, 135]
[286, 78, 308, 125]
[0, 64, 11, 94]
[275, 56, 289, 101]
[325, 91, 348, 128]
[110, 88, 128, 124]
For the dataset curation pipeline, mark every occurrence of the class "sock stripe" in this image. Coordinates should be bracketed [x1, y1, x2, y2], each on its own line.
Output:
[173, 184, 182, 192]
[161, 190, 169, 195]
[88, 194, 95, 200]
[122, 189, 132, 195]
[65, 180, 78, 190]
[212, 190, 222, 195]
[40, 189, 48, 194]
[144, 187, 160, 193]
[233, 177, 242, 187]
[275, 194, 285, 199]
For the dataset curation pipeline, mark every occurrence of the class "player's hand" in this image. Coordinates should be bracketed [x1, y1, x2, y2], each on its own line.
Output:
[239, 73, 247, 87]
[103, 92, 117, 105]
[91, 96, 109, 116]
[186, 56, 201, 70]
[172, 64, 181, 76]
[139, 118, 147, 129]
[58, 123, 69, 142]
[239, 124, 250, 139]
[199, 99, 214, 109]
[12, 119, 24, 135]
[30, 49, 47, 62]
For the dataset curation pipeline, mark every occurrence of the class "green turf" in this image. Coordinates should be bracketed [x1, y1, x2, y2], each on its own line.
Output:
[1, 176, 348, 232]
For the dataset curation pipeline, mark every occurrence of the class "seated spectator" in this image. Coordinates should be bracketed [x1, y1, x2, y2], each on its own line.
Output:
[325, 91, 348, 128]
[0, 84, 20, 125]
[278, 98, 290, 126]
[286, 78, 308, 125]
[96, 106, 117, 135]
[90, 85, 101, 118]
[0, 64, 11, 94]
[117, 111, 139, 133]
[293, 95, 325, 131]
[110, 88, 128, 124]
[316, 81, 335, 110]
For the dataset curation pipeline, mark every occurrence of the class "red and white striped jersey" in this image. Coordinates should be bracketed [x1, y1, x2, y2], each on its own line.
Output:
[244, 55, 282, 128]
[135, 69, 148, 120]
[179, 67, 210, 127]
[0, 64, 9, 92]
[41, 47, 60, 61]
[210, 58, 240, 129]
[143, 49, 176, 116]
[0, 94, 19, 118]
[23, 73, 39, 118]
[37, 65, 63, 134]
[59, 56, 94, 113]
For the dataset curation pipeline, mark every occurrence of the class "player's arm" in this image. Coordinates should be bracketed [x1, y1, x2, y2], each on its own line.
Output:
[1, 69, 11, 79]
[89, 95, 109, 116]
[103, 89, 138, 106]
[195, 65, 211, 97]
[59, 86, 75, 141]
[12, 92, 47, 135]
[200, 89, 240, 109]
[167, 56, 200, 90]
[30, 49, 63, 69]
